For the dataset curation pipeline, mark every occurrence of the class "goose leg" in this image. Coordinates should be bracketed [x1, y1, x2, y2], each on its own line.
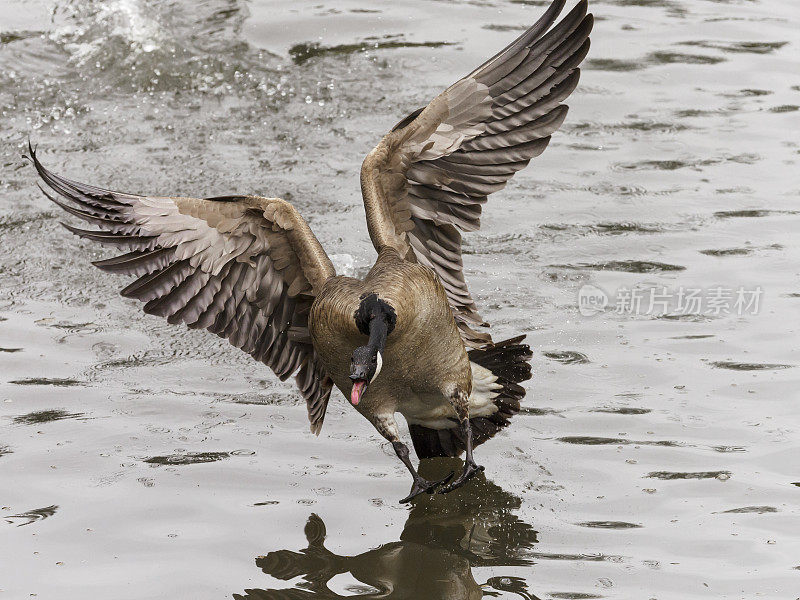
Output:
[393, 441, 453, 503]
[440, 391, 484, 494]
[371, 414, 453, 503]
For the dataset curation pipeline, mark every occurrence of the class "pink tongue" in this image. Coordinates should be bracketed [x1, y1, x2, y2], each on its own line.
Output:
[350, 380, 366, 406]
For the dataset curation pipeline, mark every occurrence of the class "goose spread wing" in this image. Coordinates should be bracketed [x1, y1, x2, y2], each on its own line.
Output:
[31, 146, 336, 435]
[360, 0, 592, 346]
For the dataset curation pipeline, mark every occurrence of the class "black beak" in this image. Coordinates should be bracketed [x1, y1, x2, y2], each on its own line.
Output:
[350, 365, 370, 382]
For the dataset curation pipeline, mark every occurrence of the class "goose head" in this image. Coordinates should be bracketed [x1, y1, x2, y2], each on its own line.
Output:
[349, 345, 383, 405]
[349, 293, 396, 406]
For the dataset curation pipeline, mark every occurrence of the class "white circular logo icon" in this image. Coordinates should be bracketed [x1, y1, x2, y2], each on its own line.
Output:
[578, 284, 609, 316]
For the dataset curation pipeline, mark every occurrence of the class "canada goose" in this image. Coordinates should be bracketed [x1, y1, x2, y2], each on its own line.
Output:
[30, 0, 592, 503]
[236, 461, 539, 599]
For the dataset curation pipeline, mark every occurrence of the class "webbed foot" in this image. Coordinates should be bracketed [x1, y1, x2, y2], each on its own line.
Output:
[439, 460, 484, 494]
[399, 471, 454, 503]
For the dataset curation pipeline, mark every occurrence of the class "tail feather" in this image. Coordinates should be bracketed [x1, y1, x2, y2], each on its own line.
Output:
[467, 335, 533, 383]
[410, 335, 532, 459]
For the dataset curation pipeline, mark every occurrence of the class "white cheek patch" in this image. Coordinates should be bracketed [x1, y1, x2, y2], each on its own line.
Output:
[371, 351, 383, 384]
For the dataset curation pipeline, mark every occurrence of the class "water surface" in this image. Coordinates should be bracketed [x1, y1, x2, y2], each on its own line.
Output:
[1, 0, 799, 598]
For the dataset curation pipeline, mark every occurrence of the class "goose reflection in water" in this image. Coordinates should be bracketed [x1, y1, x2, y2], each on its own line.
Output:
[234, 459, 541, 599]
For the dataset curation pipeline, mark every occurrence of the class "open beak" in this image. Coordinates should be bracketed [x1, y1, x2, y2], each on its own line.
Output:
[350, 380, 367, 406]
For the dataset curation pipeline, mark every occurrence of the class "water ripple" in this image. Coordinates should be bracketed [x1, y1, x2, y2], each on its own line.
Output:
[550, 260, 686, 273]
[543, 350, 590, 365]
[143, 451, 232, 465]
[717, 506, 777, 514]
[8, 377, 85, 386]
[559, 437, 682, 448]
[646, 471, 731, 480]
[710, 361, 793, 371]
[289, 38, 455, 65]
[680, 40, 789, 54]
[575, 521, 643, 529]
[12, 409, 86, 425]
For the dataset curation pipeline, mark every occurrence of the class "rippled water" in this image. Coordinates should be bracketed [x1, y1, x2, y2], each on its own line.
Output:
[1, 0, 799, 598]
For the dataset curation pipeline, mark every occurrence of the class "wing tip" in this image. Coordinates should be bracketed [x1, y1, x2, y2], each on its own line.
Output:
[59, 221, 82, 236]
[28, 143, 75, 202]
[28, 139, 49, 181]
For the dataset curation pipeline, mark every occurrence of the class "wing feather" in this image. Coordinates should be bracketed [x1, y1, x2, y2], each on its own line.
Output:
[31, 146, 336, 435]
[360, 0, 592, 346]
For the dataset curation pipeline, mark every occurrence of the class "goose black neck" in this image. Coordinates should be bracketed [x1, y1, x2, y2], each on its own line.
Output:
[354, 293, 397, 352]
[367, 316, 390, 353]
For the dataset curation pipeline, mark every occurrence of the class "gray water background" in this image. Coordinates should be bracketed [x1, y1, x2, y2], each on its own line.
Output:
[1, 0, 799, 598]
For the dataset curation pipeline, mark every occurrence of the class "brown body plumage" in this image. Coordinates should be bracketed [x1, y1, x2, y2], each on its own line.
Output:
[310, 248, 472, 440]
[30, 0, 591, 501]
